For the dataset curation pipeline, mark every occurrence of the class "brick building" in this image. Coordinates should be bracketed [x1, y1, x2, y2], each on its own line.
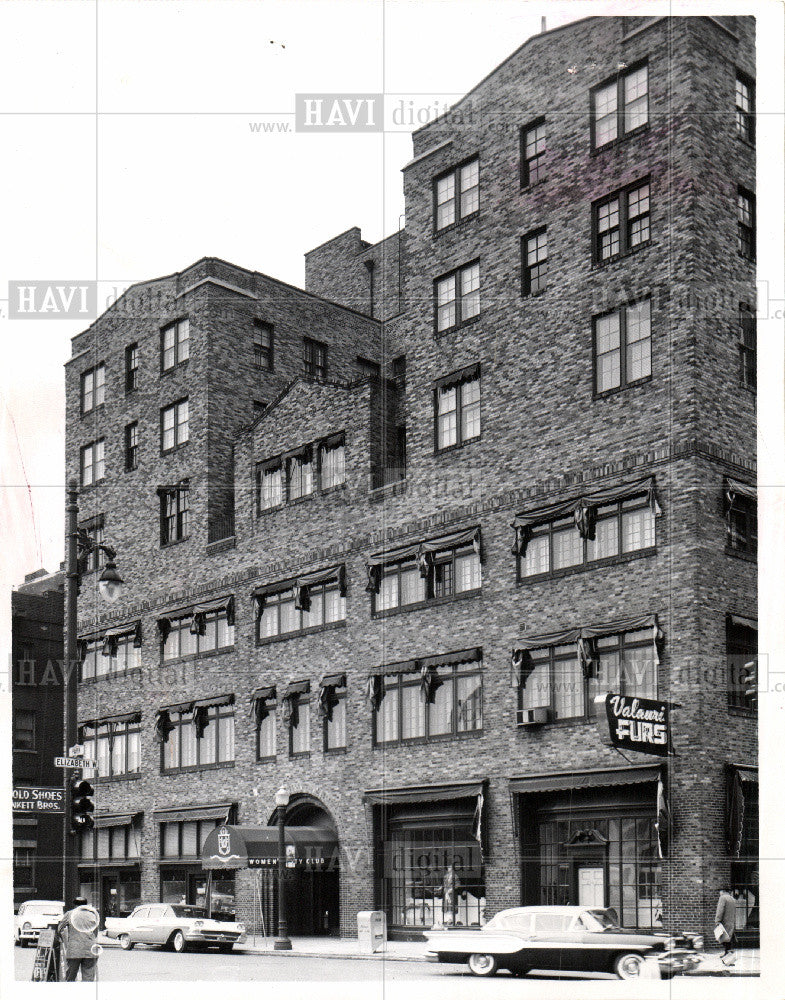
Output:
[12, 568, 65, 910]
[65, 15, 757, 942]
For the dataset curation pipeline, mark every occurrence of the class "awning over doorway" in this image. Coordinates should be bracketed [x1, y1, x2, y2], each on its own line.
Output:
[202, 825, 339, 870]
[508, 764, 660, 795]
[363, 779, 485, 805]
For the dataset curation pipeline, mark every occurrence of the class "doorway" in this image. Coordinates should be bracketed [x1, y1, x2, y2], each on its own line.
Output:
[577, 866, 605, 907]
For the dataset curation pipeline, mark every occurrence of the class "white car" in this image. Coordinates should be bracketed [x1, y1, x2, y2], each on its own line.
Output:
[105, 904, 247, 953]
[14, 900, 64, 946]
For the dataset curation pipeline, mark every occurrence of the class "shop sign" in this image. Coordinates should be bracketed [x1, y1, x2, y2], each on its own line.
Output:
[13, 786, 65, 813]
[603, 693, 672, 757]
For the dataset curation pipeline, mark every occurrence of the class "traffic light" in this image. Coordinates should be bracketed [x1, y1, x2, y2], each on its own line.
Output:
[70, 776, 95, 834]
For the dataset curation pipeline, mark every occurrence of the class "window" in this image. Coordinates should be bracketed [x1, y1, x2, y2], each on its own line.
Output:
[79, 515, 106, 572]
[739, 305, 756, 390]
[303, 337, 328, 379]
[592, 62, 648, 149]
[257, 574, 346, 640]
[161, 703, 235, 771]
[125, 422, 139, 471]
[81, 363, 105, 414]
[726, 495, 757, 557]
[593, 180, 650, 262]
[518, 628, 658, 723]
[256, 461, 283, 513]
[357, 357, 381, 379]
[435, 366, 481, 450]
[323, 684, 346, 751]
[371, 530, 482, 613]
[253, 400, 267, 418]
[727, 616, 757, 711]
[319, 435, 345, 489]
[79, 629, 141, 681]
[161, 607, 234, 661]
[521, 118, 546, 186]
[82, 717, 141, 778]
[737, 187, 755, 261]
[735, 72, 755, 144]
[522, 228, 548, 295]
[392, 355, 407, 387]
[13, 709, 35, 750]
[80, 439, 105, 486]
[288, 696, 311, 756]
[161, 399, 189, 452]
[434, 157, 479, 230]
[256, 702, 277, 760]
[83, 825, 141, 864]
[161, 318, 189, 371]
[286, 448, 314, 500]
[159, 481, 190, 545]
[160, 820, 221, 860]
[519, 497, 655, 579]
[435, 261, 480, 333]
[594, 299, 651, 394]
[374, 659, 483, 745]
[125, 343, 139, 392]
[253, 320, 274, 370]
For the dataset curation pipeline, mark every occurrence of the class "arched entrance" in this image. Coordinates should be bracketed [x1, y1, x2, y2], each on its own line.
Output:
[268, 794, 340, 937]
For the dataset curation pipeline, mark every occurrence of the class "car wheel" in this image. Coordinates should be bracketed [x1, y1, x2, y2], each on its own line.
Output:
[171, 930, 187, 953]
[17, 936, 27, 948]
[119, 934, 134, 951]
[614, 952, 645, 979]
[217, 944, 234, 954]
[468, 953, 498, 977]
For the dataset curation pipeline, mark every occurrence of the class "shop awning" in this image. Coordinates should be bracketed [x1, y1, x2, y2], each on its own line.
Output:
[94, 811, 141, 829]
[508, 764, 661, 795]
[363, 779, 486, 806]
[154, 803, 235, 824]
[201, 825, 339, 870]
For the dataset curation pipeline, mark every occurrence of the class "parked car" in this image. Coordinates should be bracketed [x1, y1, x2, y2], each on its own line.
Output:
[104, 904, 246, 953]
[426, 905, 704, 979]
[14, 900, 64, 946]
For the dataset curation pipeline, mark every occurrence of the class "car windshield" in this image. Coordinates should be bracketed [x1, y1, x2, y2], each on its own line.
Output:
[584, 909, 621, 930]
[170, 906, 206, 918]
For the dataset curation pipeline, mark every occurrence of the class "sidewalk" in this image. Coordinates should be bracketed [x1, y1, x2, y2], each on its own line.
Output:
[97, 932, 760, 974]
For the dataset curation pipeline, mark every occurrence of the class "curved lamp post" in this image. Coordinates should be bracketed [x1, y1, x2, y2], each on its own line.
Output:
[274, 786, 292, 950]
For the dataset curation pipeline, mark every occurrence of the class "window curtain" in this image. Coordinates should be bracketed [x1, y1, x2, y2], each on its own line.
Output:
[318, 673, 346, 721]
[154, 710, 175, 744]
[515, 614, 662, 669]
[511, 476, 661, 556]
[282, 681, 309, 726]
[366, 527, 482, 588]
[365, 674, 384, 711]
[250, 686, 276, 726]
[419, 664, 442, 704]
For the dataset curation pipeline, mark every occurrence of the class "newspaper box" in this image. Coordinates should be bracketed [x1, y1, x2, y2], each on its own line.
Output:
[357, 910, 386, 952]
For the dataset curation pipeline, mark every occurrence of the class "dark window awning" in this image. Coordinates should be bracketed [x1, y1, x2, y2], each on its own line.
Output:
[363, 779, 486, 806]
[367, 526, 481, 568]
[320, 673, 346, 688]
[512, 475, 660, 532]
[253, 565, 346, 605]
[369, 647, 482, 678]
[155, 803, 235, 824]
[94, 811, 141, 829]
[202, 825, 338, 870]
[251, 685, 276, 702]
[725, 477, 757, 504]
[79, 711, 141, 730]
[516, 614, 662, 650]
[508, 764, 661, 795]
[728, 613, 757, 631]
[284, 680, 310, 697]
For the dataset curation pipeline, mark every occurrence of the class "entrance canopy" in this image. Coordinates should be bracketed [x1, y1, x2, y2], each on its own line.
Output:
[202, 825, 338, 870]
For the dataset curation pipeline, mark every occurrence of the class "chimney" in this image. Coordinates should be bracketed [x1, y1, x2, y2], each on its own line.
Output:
[541, 16, 547, 32]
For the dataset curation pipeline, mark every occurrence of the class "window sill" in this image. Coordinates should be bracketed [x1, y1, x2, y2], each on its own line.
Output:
[160, 360, 190, 377]
[594, 374, 653, 400]
[724, 545, 757, 563]
[256, 482, 347, 518]
[160, 441, 190, 457]
[256, 755, 277, 764]
[520, 176, 548, 193]
[374, 728, 483, 749]
[124, 464, 139, 474]
[591, 123, 650, 156]
[738, 252, 756, 264]
[81, 404, 106, 419]
[324, 746, 348, 756]
[736, 133, 756, 151]
[80, 668, 143, 685]
[160, 535, 190, 549]
[161, 645, 235, 666]
[432, 212, 479, 239]
[516, 715, 601, 730]
[13, 748, 38, 755]
[517, 546, 656, 585]
[522, 286, 548, 300]
[256, 620, 346, 646]
[79, 480, 106, 493]
[372, 588, 481, 619]
[435, 314, 481, 339]
[289, 751, 311, 759]
[434, 434, 482, 456]
[369, 478, 407, 503]
[739, 382, 756, 396]
[727, 705, 757, 718]
[591, 239, 653, 269]
[161, 761, 235, 775]
[125, 386, 138, 396]
[93, 772, 142, 783]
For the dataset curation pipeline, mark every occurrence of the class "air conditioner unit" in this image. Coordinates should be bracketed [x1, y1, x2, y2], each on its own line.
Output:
[518, 707, 549, 726]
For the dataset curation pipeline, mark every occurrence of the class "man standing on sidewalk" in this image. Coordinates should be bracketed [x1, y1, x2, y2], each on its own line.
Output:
[56, 898, 99, 982]
[715, 885, 737, 966]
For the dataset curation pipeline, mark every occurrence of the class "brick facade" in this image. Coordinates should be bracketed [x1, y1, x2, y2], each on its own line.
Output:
[66, 15, 756, 944]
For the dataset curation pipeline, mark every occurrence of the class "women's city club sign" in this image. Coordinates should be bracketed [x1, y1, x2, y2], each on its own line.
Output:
[602, 693, 672, 757]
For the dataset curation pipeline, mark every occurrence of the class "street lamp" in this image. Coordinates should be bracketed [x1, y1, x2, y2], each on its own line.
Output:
[63, 478, 125, 903]
[274, 786, 292, 950]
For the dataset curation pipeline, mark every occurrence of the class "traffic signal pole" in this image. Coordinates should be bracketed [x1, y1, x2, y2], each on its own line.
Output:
[63, 479, 80, 904]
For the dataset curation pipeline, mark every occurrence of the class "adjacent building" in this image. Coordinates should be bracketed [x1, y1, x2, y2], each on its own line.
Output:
[12, 567, 65, 909]
[65, 15, 757, 942]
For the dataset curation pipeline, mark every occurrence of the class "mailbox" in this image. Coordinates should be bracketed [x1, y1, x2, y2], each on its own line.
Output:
[357, 910, 386, 952]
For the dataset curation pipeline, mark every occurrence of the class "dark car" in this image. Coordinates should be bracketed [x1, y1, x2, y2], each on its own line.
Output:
[426, 905, 703, 979]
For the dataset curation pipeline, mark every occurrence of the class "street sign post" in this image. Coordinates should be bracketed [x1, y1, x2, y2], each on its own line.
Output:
[54, 756, 97, 769]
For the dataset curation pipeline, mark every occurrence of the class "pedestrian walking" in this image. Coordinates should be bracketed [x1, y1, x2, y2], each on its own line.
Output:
[56, 898, 100, 982]
[714, 885, 737, 965]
